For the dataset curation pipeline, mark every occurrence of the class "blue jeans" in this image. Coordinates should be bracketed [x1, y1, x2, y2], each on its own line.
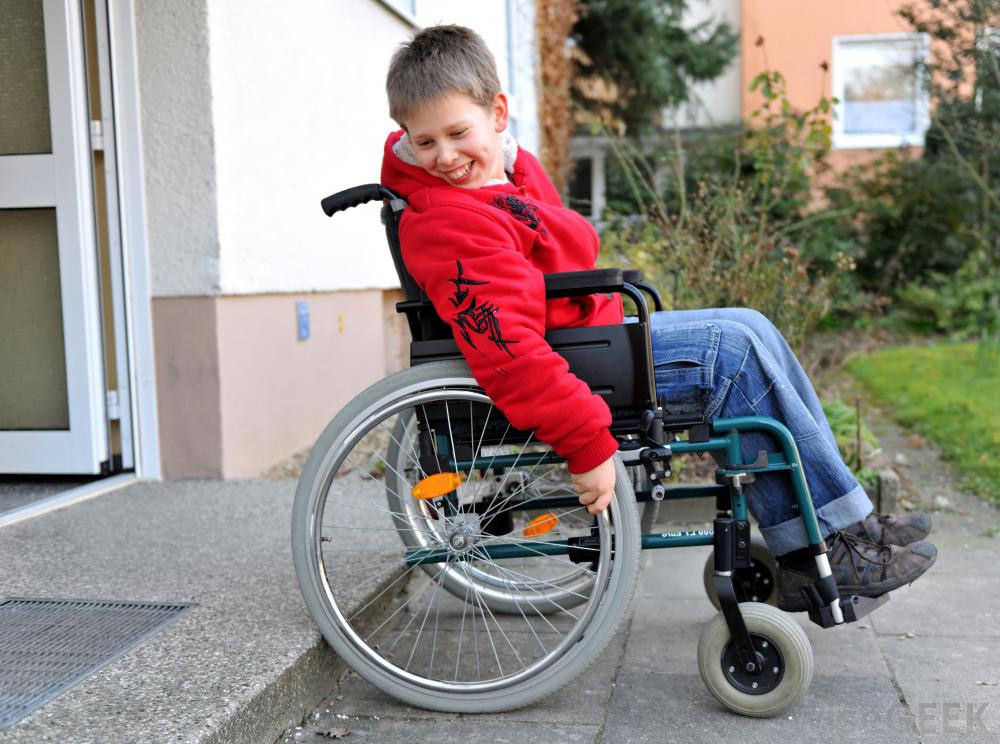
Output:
[647, 308, 872, 556]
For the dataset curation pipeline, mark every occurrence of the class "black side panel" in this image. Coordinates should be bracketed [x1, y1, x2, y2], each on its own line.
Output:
[409, 323, 653, 430]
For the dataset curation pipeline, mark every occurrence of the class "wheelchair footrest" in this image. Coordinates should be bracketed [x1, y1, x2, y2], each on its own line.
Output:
[808, 593, 890, 629]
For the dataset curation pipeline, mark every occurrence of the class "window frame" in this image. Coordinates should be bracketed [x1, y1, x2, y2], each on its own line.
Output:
[831, 32, 930, 149]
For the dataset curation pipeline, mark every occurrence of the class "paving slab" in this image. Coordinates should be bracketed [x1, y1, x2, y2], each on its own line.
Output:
[288, 716, 601, 743]
[602, 672, 916, 744]
[880, 637, 1000, 742]
[866, 518, 1000, 638]
[324, 627, 628, 728]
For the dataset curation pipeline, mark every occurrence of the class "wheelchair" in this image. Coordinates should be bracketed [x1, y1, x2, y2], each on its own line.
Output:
[290, 184, 887, 717]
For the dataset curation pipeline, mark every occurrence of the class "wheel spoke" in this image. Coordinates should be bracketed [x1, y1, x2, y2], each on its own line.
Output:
[405, 567, 449, 672]
[464, 558, 554, 652]
[467, 576, 507, 676]
[468, 547, 587, 614]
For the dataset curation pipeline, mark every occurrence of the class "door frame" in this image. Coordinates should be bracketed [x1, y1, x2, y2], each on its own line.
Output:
[106, 0, 161, 478]
[0, 0, 108, 474]
[0, 0, 160, 483]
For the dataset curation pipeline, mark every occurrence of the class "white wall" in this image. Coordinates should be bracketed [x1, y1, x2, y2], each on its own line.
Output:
[136, 0, 221, 297]
[207, 0, 407, 296]
[664, 0, 742, 128]
[204, 0, 534, 296]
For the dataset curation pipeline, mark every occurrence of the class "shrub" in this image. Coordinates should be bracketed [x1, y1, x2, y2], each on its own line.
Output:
[595, 69, 839, 348]
[839, 152, 978, 291]
[598, 179, 830, 348]
[896, 250, 1000, 338]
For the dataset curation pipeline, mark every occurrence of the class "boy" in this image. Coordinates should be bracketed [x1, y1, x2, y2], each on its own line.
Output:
[380, 25, 935, 610]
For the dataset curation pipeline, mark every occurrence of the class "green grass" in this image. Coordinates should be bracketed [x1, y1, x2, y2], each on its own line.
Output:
[847, 341, 1000, 505]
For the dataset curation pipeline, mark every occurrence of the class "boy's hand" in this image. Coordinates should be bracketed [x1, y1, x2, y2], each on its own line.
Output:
[572, 457, 616, 515]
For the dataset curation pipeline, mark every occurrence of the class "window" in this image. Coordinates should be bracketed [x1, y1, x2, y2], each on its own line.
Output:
[378, 0, 417, 26]
[832, 33, 929, 149]
[976, 28, 1000, 111]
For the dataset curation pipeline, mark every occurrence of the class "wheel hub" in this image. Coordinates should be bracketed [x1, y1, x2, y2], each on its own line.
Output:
[721, 633, 784, 695]
[734, 558, 774, 603]
[445, 515, 480, 556]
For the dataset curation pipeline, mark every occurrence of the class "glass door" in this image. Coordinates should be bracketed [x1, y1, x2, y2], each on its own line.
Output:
[0, 0, 109, 474]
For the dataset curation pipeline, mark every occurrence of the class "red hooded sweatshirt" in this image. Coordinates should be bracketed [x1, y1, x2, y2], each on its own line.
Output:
[380, 130, 623, 473]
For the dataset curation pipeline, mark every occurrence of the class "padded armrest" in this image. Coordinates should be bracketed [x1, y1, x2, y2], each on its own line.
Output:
[397, 268, 630, 315]
[544, 269, 624, 299]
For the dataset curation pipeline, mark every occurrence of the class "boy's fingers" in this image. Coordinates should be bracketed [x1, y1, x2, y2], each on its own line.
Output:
[585, 490, 613, 514]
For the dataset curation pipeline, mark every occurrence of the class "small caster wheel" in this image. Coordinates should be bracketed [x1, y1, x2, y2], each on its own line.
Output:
[703, 534, 778, 609]
[697, 602, 814, 717]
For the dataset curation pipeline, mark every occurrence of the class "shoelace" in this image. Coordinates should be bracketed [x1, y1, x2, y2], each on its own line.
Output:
[831, 529, 893, 575]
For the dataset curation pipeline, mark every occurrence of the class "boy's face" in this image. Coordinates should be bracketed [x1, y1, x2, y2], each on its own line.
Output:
[405, 92, 509, 189]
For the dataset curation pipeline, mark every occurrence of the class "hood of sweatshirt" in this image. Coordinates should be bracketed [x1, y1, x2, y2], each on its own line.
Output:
[379, 129, 562, 209]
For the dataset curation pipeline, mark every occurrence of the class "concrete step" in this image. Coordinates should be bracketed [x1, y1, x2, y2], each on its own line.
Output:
[0, 479, 344, 744]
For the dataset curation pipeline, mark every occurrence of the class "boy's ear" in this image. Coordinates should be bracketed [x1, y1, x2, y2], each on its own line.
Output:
[492, 92, 510, 132]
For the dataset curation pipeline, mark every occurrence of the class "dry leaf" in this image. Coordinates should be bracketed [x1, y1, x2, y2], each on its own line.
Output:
[320, 727, 350, 739]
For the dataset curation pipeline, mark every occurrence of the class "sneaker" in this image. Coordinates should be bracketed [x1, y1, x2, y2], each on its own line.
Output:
[777, 531, 937, 612]
[842, 511, 932, 546]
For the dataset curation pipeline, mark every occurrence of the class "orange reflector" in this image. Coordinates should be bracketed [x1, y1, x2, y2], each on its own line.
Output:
[523, 512, 558, 537]
[411, 472, 463, 500]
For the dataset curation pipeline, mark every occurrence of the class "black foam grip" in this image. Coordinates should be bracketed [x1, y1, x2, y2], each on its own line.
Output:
[321, 184, 385, 216]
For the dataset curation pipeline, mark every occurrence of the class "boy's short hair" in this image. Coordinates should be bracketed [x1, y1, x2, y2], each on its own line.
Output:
[386, 25, 501, 127]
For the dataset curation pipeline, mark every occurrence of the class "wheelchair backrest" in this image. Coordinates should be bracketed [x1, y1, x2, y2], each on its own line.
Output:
[322, 183, 658, 431]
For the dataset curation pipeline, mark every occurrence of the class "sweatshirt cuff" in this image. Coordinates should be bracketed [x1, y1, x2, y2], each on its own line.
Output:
[565, 429, 619, 474]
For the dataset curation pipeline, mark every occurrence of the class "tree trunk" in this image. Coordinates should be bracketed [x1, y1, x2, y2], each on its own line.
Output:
[535, 0, 578, 196]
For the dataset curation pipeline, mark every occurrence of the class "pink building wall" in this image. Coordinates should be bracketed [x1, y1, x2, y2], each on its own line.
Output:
[739, 0, 913, 172]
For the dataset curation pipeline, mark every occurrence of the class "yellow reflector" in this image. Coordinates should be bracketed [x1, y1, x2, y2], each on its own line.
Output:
[523, 512, 558, 537]
[411, 472, 462, 500]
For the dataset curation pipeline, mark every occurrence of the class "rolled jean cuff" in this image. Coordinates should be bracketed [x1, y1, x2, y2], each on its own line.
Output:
[759, 485, 874, 557]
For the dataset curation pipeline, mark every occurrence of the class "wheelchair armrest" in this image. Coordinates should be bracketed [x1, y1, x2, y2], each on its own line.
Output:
[620, 269, 665, 312]
[622, 269, 643, 284]
[544, 269, 624, 299]
[396, 266, 624, 312]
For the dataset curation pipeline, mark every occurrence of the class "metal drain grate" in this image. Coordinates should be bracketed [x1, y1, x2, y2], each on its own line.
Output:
[0, 597, 195, 730]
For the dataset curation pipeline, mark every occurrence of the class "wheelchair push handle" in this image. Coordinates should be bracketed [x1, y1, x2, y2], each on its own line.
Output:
[320, 184, 403, 216]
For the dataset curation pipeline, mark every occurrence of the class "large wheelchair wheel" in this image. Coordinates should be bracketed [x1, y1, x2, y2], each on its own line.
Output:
[697, 602, 813, 717]
[291, 360, 641, 712]
[384, 409, 600, 614]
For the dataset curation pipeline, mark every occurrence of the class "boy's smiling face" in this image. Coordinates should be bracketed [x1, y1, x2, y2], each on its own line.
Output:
[405, 92, 509, 189]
